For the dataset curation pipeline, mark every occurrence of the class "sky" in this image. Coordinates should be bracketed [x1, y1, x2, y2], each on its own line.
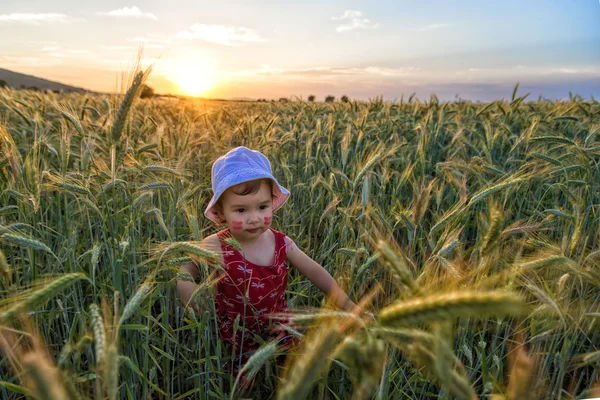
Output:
[0, 0, 599, 101]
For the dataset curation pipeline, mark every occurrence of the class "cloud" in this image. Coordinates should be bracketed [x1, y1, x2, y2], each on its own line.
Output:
[96, 57, 159, 72]
[176, 24, 263, 45]
[226, 65, 352, 79]
[225, 65, 421, 84]
[364, 66, 421, 77]
[466, 65, 600, 77]
[96, 6, 158, 20]
[0, 13, 71, 25]
[419, 23, 453, 31]
[98, 59, 132, 71]
[102, 45, 136, 51]
[1, 55, 64, 67]
[39, 46, 90, 57]
[274, 66, 419, 78]
[279, 67, 356, 77]
[556, 67, 599, 75]
[452, 65, 600, 83]
[332, 10, 379, 32]
[126, 33, 171, 49]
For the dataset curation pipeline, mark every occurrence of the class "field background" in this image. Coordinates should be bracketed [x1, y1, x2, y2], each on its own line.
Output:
[0, 79, 599, 399]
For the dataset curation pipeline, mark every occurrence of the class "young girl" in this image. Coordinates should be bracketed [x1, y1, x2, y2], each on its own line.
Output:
[176, 146, 360, 373]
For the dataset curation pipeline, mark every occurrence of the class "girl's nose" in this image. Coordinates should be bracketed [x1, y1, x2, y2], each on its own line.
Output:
[248, 213, 260, 223]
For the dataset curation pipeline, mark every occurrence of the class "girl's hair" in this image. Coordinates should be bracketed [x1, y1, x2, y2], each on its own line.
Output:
[229, 178, 272, 196]
[214, 179, 273, 211]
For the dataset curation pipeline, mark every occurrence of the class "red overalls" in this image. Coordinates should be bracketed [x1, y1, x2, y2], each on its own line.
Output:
[214, 228, 294, 371]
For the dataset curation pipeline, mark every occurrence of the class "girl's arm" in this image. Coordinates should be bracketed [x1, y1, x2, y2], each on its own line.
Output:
[176, 262, 202, 312]
[175, 234, 222, 313]
[285, 237, 360, 313]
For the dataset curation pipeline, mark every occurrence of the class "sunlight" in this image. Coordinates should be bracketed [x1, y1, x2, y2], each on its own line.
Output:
[165, 53, 218, 97]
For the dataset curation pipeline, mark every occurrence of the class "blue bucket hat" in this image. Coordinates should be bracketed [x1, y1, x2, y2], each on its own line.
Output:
[204, 147, 290, 223]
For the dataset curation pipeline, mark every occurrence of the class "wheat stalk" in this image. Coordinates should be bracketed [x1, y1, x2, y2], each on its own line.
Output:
[1, 273, 87, 320]
[0, 249, 10, 284]
[409, 343, 477, 400]
[1, 232, 52, 253]
[105, 343, 119, 400]
[118, 283, 151, 327]
[377, 240, 420, 295]
[138, 181, 171, 191]
[110, 69, 148, 143]
[89, 304, 106, 365]
[142, 165, 182, 176]
[22, 352, 71, 400]
[277, 324, 339, 400]
[378, 291, 525, 327]
[231, 340, 279, 398]
[161, 241, 220, 263]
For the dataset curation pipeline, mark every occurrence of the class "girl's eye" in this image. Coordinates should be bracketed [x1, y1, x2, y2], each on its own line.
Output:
[236, 208, 245, 213]
[259, 205, 268, 210]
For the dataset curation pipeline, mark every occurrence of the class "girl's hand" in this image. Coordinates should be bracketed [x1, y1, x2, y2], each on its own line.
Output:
[363, 311, 376, 321]
[356, 307, 375, 321]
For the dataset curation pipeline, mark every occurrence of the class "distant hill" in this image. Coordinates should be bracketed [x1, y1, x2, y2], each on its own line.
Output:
[0, 68, 88, 93]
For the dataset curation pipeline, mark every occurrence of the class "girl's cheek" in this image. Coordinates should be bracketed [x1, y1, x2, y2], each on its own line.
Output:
[264, 217, 272, 226]
[231, 220, 244, 230]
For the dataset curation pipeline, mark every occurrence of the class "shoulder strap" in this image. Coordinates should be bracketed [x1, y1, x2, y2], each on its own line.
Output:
[271, 229, 287, 263]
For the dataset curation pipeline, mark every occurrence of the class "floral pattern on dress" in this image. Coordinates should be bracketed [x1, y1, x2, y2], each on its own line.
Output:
[214, 228, 294, 371]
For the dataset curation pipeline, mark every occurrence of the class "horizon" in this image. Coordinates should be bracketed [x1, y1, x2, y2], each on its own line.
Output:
[1, 1, 599, 102]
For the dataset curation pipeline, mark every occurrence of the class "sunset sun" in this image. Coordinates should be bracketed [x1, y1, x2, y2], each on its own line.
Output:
[166, 54, 218, 97]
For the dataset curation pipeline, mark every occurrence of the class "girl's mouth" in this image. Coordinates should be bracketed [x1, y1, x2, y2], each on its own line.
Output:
[246, 228, 259, 233]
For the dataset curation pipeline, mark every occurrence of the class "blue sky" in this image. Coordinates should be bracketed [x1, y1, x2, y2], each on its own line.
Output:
[0, 0, 598, 100]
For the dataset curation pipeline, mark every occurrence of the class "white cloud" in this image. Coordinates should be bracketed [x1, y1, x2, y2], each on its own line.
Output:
[559, 68, 578, 74]
[420, 23, 452, 31]
[553, 67, 599, 75]
[127, 33, 171, 48]
[98, 57, 157, 69]
[365, 66, 421, 77]
[332, 10, 379, 32]
[97, 59, 131, 71]
[511, 65, 600, 76]
[1, 55, 64, 67]
[457, 65, 600, 80]
[0, 13, 71, 25]
[40, 46, 90, 57]
[96, 6, 158, 20]
[2, 56, 41, 63]
[225, 65, 420, 83]
[177, 24, 263, 45]
[103, 45, 136, 51]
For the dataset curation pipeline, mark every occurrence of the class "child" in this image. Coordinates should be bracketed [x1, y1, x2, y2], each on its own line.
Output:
[176, 146, 360, 373]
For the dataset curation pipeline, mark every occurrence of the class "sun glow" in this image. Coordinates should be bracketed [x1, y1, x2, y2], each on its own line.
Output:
[165, 53, 219, 97]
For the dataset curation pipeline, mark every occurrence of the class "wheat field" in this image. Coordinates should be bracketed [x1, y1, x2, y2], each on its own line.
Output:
[0, 73, 599, 399]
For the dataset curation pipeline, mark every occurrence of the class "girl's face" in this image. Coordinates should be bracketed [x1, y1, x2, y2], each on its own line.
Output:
[216, 181, 273, 241]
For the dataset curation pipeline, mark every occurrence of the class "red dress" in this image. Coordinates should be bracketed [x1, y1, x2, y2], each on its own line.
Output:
[215, 228, 293, 370]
